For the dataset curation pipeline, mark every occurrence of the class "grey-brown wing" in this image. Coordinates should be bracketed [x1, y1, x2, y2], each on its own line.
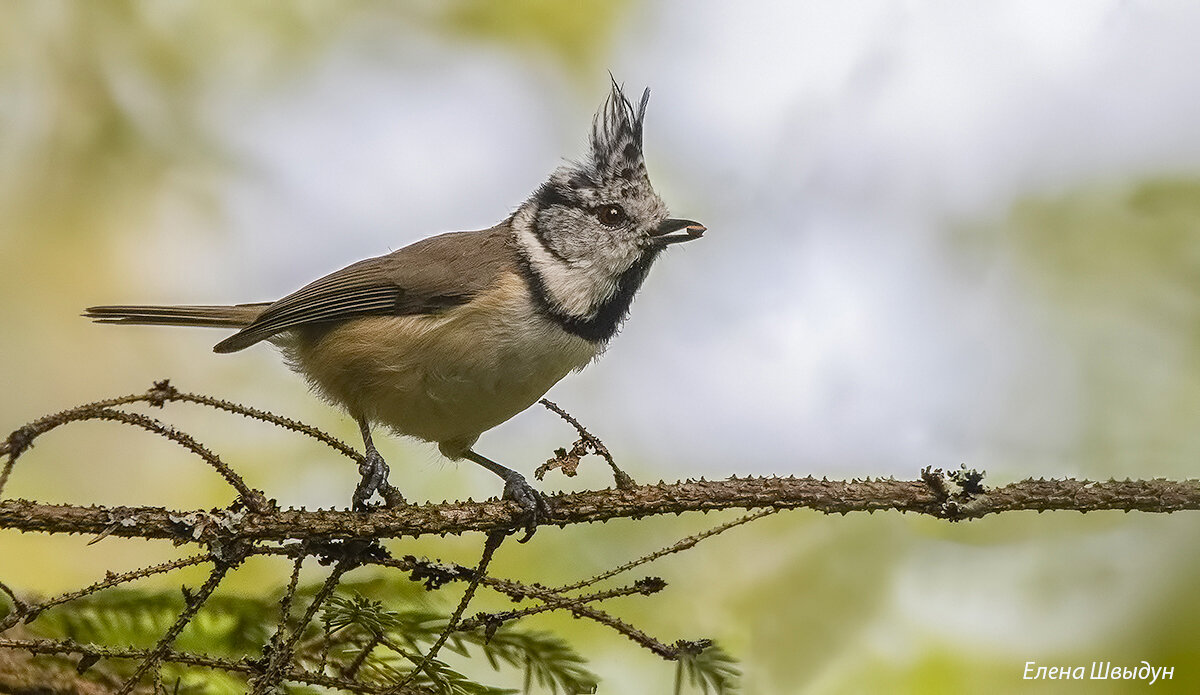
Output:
[213, 225, 514, 353]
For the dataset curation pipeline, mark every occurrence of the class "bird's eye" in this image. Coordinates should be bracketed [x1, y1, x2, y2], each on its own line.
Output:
[596, 204, 627, 226]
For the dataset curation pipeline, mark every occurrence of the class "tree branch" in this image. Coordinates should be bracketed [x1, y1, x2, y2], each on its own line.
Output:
[4, 383, 1199, 692]
[2, 475, 1198, 543]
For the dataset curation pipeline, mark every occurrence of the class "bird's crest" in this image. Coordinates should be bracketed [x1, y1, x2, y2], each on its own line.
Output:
[589, 77, 650, 183]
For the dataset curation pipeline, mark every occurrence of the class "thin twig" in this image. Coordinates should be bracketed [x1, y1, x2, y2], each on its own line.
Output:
[567, 603, 683, 659]
[476, 578, 684, 660]
[258, 549, 308, 673]
[539, 398, 635, 488]
[117, 561, 231, 694]
[0, 580, 20, 608]
[0, 381, 362, 462]
[455, 578, 666, 632]
[0, 457, 14, 499]
[250, 557, 355, 693]
[0, 380, 362, 504]
[1, 405, 268, 512]
[343, 633, 383, 680]
[91, 408, 268, 511]
[551, 508, 779, 594]
[277, 551, 306, 625]
[387, 531, 505, 693]
[475, 573, 685, 657]
[383, 552, 683, 659]
[169, 388, 362, 463]
[0, 637, 430, 694]
[12, 554, 210, 627]
[0, 580, 26, 632]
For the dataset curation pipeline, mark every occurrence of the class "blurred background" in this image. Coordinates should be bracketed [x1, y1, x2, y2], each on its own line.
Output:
[3, 1, 1200, 692]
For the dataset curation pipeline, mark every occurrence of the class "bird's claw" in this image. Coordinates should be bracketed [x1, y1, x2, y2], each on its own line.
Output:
[501, 471, 551, 542]
[353, 449, 406, 510]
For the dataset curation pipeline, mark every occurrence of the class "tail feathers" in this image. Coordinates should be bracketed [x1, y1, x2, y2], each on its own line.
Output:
[84, 303, 269, 330]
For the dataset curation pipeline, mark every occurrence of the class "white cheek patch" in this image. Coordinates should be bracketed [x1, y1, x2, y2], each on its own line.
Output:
[515, 220, 618, 319]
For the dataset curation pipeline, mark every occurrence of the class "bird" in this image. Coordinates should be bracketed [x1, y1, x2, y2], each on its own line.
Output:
[85, 79, 705, 537]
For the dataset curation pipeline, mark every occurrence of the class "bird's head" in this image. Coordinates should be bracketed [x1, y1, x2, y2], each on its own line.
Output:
[513, 78, 703, 340]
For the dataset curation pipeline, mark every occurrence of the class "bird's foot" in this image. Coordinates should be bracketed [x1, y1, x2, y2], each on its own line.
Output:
[499, 470, 551, 543]
[353, 449, 406, 510]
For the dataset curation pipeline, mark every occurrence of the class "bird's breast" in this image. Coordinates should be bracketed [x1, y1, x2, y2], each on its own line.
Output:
[283, 272, 600, 455]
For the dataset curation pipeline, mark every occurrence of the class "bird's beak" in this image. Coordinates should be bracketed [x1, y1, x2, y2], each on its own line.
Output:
[651, 218, 706, 245]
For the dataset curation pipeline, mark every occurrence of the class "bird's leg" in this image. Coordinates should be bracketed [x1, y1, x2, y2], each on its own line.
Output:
[353, 418, 406, 510]
[464, 450, 551, 542]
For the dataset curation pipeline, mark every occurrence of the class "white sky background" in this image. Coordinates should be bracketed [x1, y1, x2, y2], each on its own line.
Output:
[145, 0, 1200, 486]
